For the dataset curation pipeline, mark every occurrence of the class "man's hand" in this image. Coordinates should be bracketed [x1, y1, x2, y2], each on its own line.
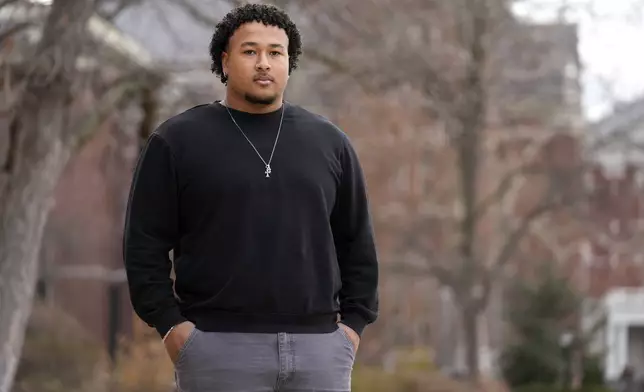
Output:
[163, 321, 196, 364]
[338, 323, 360, 353]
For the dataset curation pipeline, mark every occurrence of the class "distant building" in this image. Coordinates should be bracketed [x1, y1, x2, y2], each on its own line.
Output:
[580, 95, 644, 382]
[439, 20, 584, 377]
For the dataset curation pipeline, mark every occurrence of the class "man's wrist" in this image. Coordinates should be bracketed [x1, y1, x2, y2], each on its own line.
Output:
[162, 321, 194, 342]
[154, 310, 188, 339]
[340, 312, 368, 337]
[162, 324, 177, 342]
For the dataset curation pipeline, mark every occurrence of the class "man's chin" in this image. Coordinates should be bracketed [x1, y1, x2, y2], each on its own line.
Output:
[244, 92, 279, 106]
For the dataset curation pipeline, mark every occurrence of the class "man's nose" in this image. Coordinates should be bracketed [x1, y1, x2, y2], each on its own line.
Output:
[256, 54, 271, 71]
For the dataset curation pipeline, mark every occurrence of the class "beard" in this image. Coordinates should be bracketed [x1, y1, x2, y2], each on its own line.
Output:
[244, 92, 279, 106]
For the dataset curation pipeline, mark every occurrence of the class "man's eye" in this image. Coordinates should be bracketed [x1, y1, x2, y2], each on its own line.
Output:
[270, 51, 282, 56]
[244, 50, 256, 55]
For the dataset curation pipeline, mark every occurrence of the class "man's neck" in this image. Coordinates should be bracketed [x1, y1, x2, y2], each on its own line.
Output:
[223, 92, 283, 114]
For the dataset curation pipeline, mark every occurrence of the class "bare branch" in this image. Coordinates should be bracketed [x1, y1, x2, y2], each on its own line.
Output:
[149, 1, 189, 50]
[385, 258, 456, 288]
[0, 0, 21, 9]
[96, 0, 143, 21]
[173, 0, 244, 26]
[493, 200, 560, 273]
[474, 165, 531, 221]
[172, 0, 217, 26]
[67, 75, 146, 148]
[0, 22, 33, 46]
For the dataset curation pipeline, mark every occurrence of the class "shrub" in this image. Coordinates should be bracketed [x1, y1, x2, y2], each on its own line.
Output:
[500, 341, 560, 387]
[513, 383, 611, 392]
[13, 302, 109, 392]
[352, 365, 471, 392]
[110, 333, 175, 392]
[13, 302, 174, 392]
[581, 356, 604, 386]
[500, 265, 606, 390]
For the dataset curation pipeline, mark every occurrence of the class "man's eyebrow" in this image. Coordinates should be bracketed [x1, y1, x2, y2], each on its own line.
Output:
[240, 42, 286, 49]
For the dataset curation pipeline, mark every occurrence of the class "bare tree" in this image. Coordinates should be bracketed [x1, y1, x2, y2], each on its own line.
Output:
[124, 0, 643, 381]
[277, 0, 589, 380]
[0, 0, 150, 389]
[168, 0, 569, 380]
[279, 0, 528, 379]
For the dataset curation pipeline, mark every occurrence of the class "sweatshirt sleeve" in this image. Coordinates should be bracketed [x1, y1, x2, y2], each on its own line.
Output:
[331, 133, 379, 337]
[123, 132, 187, 338]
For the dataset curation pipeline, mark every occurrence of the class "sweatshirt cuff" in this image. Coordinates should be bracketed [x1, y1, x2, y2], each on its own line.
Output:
[340, 311, 369, 337]
[153, 308, 188, 338]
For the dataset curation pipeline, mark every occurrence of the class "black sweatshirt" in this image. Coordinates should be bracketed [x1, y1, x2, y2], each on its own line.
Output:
[123, 101, 379, 338]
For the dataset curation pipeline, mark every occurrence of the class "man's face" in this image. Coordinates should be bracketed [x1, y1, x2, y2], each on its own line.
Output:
[222, 22, 290, 106]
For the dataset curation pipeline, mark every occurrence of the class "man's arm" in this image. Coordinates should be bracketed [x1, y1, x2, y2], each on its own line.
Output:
[123, 132, 187, 338]
[330, 133, 379, 337]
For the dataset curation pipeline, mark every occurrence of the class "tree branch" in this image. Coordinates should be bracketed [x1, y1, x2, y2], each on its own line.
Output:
[385, 260, 456, 288]
[67, 75, 146, 149]
[173, 0, 244, 27]
[0, 22, 33, 46]
[472, 201, 555, 312]
[0, 0, 21, 10]
[493, 200, 558, 274]
[170, 0, 420, 97]
[96, 0, 143, 21]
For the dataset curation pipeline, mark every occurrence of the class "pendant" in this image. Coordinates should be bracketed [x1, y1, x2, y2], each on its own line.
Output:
[265, 164, 272, 178]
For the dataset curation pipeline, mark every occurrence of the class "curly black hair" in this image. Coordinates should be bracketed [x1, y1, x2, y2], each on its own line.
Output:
[209, 3, 303, 85]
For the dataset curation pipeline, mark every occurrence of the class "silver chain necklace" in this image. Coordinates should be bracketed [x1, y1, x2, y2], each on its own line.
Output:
[222, 101, 285, 178]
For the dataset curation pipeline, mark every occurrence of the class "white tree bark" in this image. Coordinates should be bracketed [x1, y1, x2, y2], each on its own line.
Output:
[0, 139, 71, 392]
[0, 0, 95, 390]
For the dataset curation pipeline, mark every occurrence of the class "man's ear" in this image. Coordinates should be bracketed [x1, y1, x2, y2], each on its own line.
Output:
[221, 51, 229, 76]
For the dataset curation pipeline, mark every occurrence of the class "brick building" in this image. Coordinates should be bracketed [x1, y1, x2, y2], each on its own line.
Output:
[581, 96, 644, 296]
[579, 95, 644, 381]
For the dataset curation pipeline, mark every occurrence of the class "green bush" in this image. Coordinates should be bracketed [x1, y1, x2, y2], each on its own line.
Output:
[13, 303, 109, 392]
[500, 265, 606, 390]
[513, 383, 611, 392]
[500, 342, 561, 387]
[581, 356, 604, 386]
[352, 367, 417, 392]
[579, 387, 612, 392]
[351, 365, 469, 392]
[110, 333, 175, 392]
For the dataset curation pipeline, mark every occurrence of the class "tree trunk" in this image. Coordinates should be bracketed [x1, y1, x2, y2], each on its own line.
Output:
[0, 0, 95, 390]
[462, 305, 480, 382]
[0, 132, 72, 392]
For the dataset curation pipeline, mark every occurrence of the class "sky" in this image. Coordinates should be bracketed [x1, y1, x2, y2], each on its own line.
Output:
[513, 0, 644, 121]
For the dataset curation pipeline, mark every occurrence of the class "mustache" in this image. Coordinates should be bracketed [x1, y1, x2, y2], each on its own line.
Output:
[254, 74, 274, 81]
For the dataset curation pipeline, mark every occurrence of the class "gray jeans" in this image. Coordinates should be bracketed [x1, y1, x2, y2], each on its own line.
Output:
[174, 326, 356, 392]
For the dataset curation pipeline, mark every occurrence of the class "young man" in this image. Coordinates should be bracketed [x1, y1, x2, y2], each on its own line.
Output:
[123, 4, 378, 391]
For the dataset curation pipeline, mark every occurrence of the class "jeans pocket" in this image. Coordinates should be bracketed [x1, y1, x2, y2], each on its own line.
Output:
[175, 327, 200, 367]
[337, 328, 356, 358]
